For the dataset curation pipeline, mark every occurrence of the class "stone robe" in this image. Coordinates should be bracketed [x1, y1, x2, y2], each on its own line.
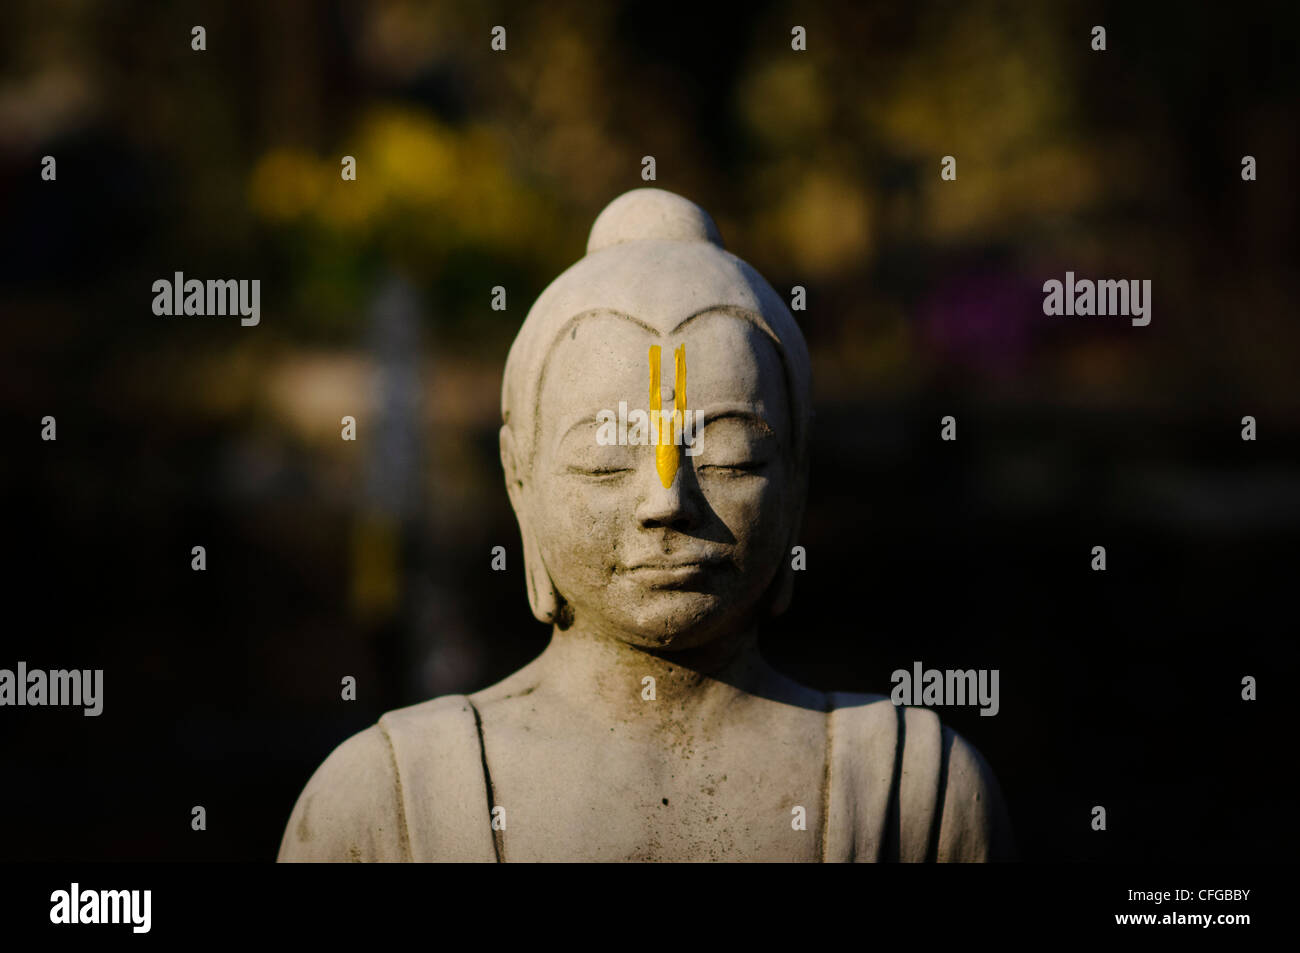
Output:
[279, 692, 1013, 862]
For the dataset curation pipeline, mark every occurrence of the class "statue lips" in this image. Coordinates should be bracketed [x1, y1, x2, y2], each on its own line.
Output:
[618, 555, 729, 589]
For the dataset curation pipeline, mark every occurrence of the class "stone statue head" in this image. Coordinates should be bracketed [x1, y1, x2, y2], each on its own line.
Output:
[500, 188, 812, 651]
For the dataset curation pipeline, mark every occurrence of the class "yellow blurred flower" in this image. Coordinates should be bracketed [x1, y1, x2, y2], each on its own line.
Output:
[248, 148, 326, 222]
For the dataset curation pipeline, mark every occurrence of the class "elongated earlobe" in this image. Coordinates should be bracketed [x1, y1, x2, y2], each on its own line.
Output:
[521, 517, 560, 624]
[769, 460, 809, 617]
[501, 425, 560, 624]
[768, 559, 795, 617]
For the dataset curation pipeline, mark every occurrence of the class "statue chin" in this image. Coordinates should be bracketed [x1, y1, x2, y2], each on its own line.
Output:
[612, 626, 722, 654]
[566, 557, 783, 651]
[575, 591, 755, 653]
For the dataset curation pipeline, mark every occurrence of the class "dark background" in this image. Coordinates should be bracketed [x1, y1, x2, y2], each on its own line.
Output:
[1, 0, 1296, 861]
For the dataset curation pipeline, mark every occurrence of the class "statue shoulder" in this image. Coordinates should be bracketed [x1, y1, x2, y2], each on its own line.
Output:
[278, 694, 492, 863]
[277, 721, 405, 862]
[826, 694, 1014, 862]
[934, 722, 1016, 862]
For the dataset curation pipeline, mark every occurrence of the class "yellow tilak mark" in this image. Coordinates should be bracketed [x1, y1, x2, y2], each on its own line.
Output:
[648, 344, 687, 488]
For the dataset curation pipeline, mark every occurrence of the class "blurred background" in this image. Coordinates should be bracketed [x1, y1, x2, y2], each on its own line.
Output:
[1, 0, 1296, 861]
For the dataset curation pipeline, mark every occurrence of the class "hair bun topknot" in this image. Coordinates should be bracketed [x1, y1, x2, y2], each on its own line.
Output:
[586, 187, 725, 254]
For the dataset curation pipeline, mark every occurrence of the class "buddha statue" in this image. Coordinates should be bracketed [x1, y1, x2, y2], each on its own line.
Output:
[279, 188, 1014, 862]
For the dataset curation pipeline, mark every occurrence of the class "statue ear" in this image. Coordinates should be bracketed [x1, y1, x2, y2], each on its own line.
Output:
[768, 544, 797, 617]
[500, 425, 560, 624]
[768, 457, 809, 618]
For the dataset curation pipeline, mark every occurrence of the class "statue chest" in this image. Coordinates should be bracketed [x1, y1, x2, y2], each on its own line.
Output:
[479, 716, 828, 862]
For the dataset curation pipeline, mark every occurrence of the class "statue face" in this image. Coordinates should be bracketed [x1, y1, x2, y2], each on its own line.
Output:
[529, 310, 795, 650]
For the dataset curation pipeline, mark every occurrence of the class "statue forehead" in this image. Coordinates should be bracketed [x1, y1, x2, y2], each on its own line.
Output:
[538, 311, 784, 410]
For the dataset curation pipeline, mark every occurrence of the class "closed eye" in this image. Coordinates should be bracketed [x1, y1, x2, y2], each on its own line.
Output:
[698, 461, 767, 473]
[566, 465, 631, 478]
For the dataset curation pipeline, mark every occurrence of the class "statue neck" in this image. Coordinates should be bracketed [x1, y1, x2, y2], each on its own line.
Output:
[534, 622, 776, 731]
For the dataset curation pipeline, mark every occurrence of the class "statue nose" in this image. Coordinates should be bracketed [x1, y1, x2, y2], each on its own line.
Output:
[636, 464, 698, 529]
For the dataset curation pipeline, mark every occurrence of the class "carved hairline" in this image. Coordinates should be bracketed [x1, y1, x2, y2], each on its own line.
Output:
[506, 305, 810, 472]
